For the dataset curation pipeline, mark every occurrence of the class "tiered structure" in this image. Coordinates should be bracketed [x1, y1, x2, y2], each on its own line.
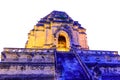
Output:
[25, 11, 89, 51]
[0, 11, 120, 80]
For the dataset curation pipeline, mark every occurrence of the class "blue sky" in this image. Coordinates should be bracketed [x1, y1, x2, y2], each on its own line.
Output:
[0, 0, 120, 53]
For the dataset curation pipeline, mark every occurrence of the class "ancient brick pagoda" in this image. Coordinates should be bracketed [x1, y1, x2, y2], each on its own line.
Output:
[0, 11, 120, 80]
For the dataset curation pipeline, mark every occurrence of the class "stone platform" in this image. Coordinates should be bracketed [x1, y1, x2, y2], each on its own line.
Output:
[0, 48, 120, 80]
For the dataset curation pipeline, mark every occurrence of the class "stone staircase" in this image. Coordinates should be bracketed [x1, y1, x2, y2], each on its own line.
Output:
[55, 51, 93, 80]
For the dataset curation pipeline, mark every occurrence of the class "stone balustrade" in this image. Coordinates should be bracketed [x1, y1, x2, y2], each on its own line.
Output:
[3, 48, 55, 53]
[75, 49, 120, 64]
[1, 48, 55, 62]
[76, 49, 118, 55]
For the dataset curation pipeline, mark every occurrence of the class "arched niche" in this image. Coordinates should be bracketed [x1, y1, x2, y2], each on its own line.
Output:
[56, 30, 70, 51]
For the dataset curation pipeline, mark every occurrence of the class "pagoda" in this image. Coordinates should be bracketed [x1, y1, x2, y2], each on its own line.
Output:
[0, 11, 120, 80]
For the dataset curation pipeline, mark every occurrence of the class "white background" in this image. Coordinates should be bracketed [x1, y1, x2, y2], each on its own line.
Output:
[0, 0, 120, 54]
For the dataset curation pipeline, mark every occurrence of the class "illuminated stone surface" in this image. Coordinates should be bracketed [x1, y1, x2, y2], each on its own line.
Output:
[25, 11, 89, 51]
[0, 11, 120, 80]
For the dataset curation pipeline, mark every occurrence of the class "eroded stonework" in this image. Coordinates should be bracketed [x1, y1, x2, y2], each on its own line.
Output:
[25, 11, 89, 51]
[0, 11, 120, 80]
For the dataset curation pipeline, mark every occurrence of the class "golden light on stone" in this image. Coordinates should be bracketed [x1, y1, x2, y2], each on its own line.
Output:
[1, 11, 119, 80]
[25, 11, 89, 51]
